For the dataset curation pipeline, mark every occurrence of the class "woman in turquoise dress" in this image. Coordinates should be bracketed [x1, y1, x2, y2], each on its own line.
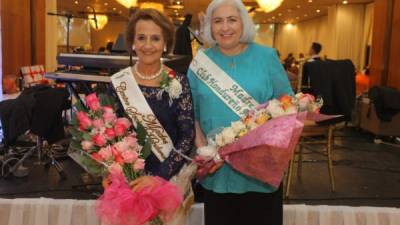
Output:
[187, 0, 293, 224]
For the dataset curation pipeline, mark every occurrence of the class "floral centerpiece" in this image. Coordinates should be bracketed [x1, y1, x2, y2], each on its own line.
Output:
[69, 93, 182, 225]
[195, 93, 332, 187]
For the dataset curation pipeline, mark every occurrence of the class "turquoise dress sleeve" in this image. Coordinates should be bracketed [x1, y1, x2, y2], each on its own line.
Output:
[187, 43, 293, 194]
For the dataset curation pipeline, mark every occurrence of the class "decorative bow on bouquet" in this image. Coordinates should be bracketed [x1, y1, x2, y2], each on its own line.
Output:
[195, 93, 335, 188]
[69, 93, 182, 225]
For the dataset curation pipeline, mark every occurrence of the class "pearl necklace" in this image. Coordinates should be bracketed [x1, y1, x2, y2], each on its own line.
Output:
[134, 63, 164, 80]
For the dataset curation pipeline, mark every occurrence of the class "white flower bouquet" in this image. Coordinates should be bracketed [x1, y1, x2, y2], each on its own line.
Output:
[195, 93, 335, 187]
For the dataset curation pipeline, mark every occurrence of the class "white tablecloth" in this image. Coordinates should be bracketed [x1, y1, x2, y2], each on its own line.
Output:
[0, 198, 399, 225]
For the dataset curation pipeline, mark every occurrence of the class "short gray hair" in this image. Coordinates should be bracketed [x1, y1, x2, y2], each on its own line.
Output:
[203, 0, 256, 46]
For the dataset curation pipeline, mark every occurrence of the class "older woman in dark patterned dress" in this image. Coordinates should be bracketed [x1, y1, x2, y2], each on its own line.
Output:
[125, 9, 194, 180]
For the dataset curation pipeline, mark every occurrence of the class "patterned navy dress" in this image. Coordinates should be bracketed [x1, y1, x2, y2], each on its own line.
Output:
[139, 72, 195, 180]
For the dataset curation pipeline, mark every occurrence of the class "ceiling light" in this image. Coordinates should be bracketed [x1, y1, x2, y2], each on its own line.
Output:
[74, 1, 79, 4]
[104, 2, 108, 6]
[296, 5, 301, 8]
[166, 0, 184, 10]
[256, 0, 284, 13]
[308, 0, 312, 2]
[115, 0, 137, 8]
[88, 14, 108, 30]
[342, 0, 348, 4]
[316, 9, 320, 13]
[139, 2, 164, 12]
[286, 23, 294, 29]
[278, 13, 282, 16]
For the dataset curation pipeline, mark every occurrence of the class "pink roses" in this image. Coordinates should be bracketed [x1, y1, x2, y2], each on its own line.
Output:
[86, 93, 101, 111]
[73, 93, 146, 176]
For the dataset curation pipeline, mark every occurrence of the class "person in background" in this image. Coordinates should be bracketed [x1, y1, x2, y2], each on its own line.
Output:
[105, 41, 114, 53]
[298, 52, 305, 63]
[174, 14, 193, 59]
[187, 0, 293, 224]
[284, 53, 295, 70]
[98, 46, 106, 53]
[308, 42, 322, 61]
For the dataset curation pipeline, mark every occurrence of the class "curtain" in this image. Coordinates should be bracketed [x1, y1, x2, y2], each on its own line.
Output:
[331, 4, 366, 69]
[274, 16, 330, 60]
[45, 0, 58, 72]
[274, 4, 373, 70]
[360, 3, 374, 69]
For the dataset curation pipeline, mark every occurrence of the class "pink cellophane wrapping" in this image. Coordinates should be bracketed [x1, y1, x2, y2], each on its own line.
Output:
[96, 171, 183, 225]
[214, 112, 339, 188]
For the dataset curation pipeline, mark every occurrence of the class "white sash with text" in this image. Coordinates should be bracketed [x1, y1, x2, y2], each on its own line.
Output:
[190, 50, 259, 117]
[111, 67, 173, 162]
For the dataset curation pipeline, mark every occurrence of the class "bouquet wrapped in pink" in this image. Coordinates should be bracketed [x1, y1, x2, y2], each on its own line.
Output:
[195, 93, 334, 188]
[69, 93, 182, 225]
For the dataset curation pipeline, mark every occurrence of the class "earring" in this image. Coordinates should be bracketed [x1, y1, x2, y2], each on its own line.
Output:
[132, 45, 135, 51]
[163, 45, 167, 52]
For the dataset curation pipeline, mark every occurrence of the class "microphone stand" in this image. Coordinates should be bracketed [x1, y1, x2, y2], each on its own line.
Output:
[86, 5, 99, 30]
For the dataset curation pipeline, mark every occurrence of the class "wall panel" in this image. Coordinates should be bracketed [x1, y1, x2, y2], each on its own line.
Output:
[387, 0, 400, 88]
[1, 0, 32, 76]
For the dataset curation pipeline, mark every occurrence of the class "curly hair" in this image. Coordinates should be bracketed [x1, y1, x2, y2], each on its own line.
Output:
[126, 9, 175, 55]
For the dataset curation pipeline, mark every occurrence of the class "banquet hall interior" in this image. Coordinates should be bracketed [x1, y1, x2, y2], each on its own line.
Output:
[0, 0, 400, 224]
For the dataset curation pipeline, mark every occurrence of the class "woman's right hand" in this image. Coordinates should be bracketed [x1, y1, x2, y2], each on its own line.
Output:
[130, 176, 158, 192]
[194, 121, 224, 176]
[102, 177, 111, 189]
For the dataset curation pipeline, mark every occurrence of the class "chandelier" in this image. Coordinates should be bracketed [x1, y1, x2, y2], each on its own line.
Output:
[115, 0, 138, 8]
[139, 2, 164, 12]
[88, 14, 108, 30]
[256, 0, 284, 13]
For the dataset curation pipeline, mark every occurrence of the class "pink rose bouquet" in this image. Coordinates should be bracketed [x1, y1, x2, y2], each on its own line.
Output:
[69, 93, 182, 225]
